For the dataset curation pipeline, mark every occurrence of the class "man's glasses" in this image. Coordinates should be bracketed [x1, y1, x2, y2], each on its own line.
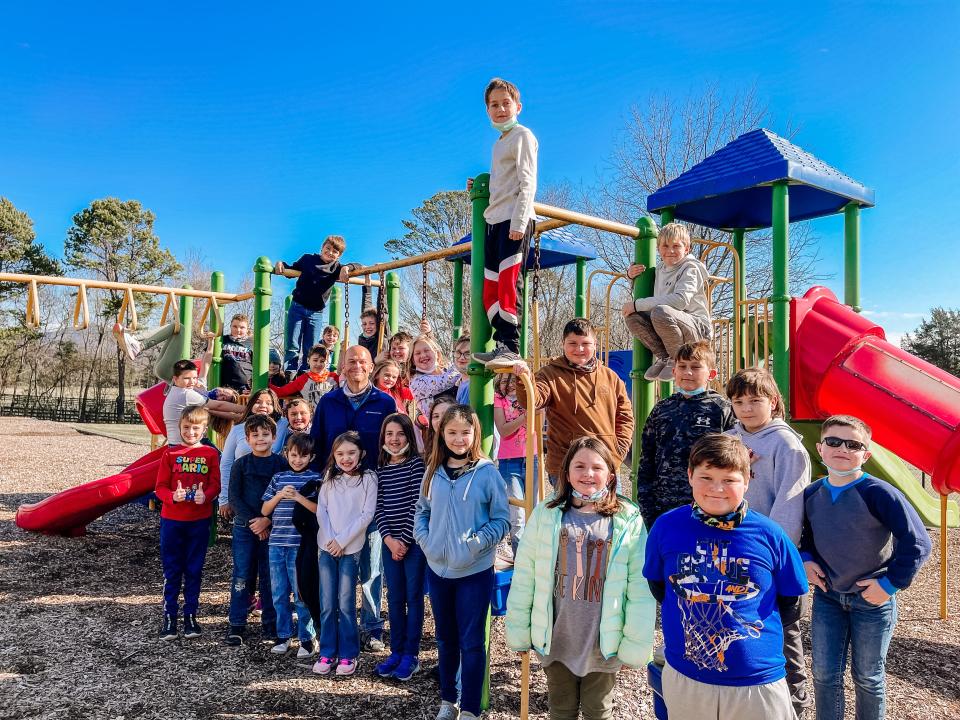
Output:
[822, 436, 868, 452]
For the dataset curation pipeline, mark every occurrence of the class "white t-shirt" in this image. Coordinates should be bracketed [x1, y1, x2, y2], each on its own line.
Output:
[163, 386, 208, 445]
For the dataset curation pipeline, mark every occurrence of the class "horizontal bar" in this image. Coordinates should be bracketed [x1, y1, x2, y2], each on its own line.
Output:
[534, 218, 571, 234]
[533, 202, 640, 238]
[277, 269, 382, 286]
[344, 245, 468, 276]
[0, 273, 248, 303]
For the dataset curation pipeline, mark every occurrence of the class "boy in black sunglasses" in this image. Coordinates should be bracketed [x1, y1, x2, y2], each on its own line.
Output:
[799, 415, 931, 720]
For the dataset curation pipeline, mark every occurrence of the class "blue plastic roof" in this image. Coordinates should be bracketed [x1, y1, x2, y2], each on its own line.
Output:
[647, 129, 875, 230]
[446, 224, 598, 269]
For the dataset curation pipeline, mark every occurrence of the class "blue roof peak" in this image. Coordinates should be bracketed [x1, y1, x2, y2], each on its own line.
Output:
[646, 128, 874, 230]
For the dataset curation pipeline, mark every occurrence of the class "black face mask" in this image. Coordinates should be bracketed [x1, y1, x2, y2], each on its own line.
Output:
[447, 450, 469, 461]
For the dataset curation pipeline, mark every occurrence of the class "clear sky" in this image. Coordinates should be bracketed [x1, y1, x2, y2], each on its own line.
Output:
[2, 2, 958, 343]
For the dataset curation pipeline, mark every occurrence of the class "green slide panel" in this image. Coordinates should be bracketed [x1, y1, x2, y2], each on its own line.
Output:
[791, 421, 959, 528]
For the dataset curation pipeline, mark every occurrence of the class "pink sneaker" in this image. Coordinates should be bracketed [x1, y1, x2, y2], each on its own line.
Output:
[312, 656, 335, 675]
[335, 658, 357, 676]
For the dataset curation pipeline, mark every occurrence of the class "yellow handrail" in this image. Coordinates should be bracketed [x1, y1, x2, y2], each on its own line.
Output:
[0, 272, 250, 303]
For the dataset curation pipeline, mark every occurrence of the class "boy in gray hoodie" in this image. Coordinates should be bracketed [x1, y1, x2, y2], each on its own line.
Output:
[724, 367, 812, 717]
[621, 222, 711, 381]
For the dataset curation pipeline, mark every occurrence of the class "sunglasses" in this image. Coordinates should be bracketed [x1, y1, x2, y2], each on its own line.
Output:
[821, 436, 868, 452]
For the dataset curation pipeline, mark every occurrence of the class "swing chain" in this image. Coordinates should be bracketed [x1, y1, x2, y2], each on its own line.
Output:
[377, 271, 388, 327]
[532, 233, 542, 302]
[421, 262, 429, 325]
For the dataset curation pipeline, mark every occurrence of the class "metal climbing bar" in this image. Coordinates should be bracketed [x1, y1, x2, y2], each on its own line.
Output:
[0, 272, 251, 304]
[533, 202, 641, 238]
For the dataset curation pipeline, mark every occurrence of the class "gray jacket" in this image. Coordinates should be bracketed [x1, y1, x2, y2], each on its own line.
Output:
[634, 254, 710, 327]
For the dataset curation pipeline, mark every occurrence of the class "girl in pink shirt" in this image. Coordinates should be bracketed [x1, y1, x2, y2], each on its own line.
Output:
[493, 373, 537, 554]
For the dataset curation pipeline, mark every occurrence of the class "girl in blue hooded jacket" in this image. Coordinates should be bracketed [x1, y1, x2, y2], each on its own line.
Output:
[413, 404, 510, 720]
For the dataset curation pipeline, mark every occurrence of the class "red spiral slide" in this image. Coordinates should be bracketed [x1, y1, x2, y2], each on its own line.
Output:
[790, 287, 960, 496]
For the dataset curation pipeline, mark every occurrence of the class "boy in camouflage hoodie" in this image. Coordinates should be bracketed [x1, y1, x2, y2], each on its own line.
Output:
[635, 341, 735, 529]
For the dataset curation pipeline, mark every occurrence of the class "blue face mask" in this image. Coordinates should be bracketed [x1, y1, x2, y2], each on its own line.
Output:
[677, 387, 707, 397]
[491, 117, 519, 132]
[572, 486, 609, 502]
[824, 464, 862, 478]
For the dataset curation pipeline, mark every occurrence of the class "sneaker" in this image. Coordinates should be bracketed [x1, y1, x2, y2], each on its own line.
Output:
[312, 656, 335, 675]
[436, 701, 460, 720]
[485, 348, 522, 369]
[392, 655, 420, 682]
[271, 639, 292, 655]
[224, 626, 245, 646]
[362, 633, 385, 652]
[159, 613, 177, 641]
[494, 542, 515, 571]
[471, 346, 502, 364]
[376, 653, 403, 678]
[297, 639, 318, 659]
[335, 658, 357, 676]
[182, 614, 202, 639]
[643, 357, 667, 381]
[460, 713, 479, 720]
[657, 360, 675, 382]
[112, 323, 142, 361]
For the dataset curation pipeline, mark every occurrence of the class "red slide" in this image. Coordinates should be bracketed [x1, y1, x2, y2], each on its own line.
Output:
[15, 381, 174, 536]
[790, 287, 960, 496]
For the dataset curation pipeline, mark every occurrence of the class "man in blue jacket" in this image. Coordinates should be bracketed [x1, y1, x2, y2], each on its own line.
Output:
[310, 344, 394, 653]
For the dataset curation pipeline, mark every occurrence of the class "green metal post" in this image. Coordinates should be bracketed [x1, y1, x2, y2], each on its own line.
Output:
[657, 208, 674, 397]
[771, 182, 790, 414]
[630, 218, 658, 503]
[176, 284, 194, 361]
[469, 173, 494, 455]
[329, 285, 343, 368]
[252, 257, 273, 392]
[732, 229, 746, 368]
[519, 272, 529, 357]
[452, 259, 464, 340]
[208, 273, 224, 388]
[386, 271, 400, 335]
[575, 257, 586, 317]
[844, 203, 861, 312]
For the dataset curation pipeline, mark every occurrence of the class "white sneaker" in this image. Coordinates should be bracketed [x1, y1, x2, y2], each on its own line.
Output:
[112, 323, 142, 361]
[270, 639, 291, 655]
[436, 701, 460, 720]
[297, 639, 317, 659]
[643, 358, 667, 381]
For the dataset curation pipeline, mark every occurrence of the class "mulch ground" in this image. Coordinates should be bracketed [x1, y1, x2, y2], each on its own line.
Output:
[0, 417, 958, 720]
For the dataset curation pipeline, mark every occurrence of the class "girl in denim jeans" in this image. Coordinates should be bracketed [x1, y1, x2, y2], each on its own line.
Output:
[493, 372, 537, 555]
[312, 432, 377, 677]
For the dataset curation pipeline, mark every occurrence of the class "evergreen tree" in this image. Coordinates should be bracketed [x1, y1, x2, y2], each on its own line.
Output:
[902, 308, 960, 378]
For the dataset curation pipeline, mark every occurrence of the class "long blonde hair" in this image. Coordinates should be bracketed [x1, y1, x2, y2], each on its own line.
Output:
[407, 334, 448, 378]
[422, 404, 483, 496]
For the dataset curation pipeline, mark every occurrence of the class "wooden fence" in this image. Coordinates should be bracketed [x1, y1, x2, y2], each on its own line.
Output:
[0, 393, 142, 424]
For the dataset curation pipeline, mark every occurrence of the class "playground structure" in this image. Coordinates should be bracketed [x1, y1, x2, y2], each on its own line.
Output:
[5, 127, 960, 717]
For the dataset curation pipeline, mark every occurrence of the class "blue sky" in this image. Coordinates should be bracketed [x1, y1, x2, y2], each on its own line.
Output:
[2, 2, 958, 343]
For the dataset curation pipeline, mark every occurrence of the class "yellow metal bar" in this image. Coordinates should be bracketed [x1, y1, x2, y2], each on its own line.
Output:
[197, 296, 223, 336]
[533, 202, 641, 238]
[160, 291, 181, 334]
[25, 279, 41, 328]
[942, 494, 949, 620]
[72, 283, 90, 330]
[0, 272, 249, 303]
[534, 218, 571, 234]
[117, 286, 139, 331]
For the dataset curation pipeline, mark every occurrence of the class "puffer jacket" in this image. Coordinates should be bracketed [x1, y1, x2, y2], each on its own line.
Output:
[504, 495, 655, 668]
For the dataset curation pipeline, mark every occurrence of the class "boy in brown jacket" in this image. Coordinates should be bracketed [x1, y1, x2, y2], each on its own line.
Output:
[513, 318, 634, 483]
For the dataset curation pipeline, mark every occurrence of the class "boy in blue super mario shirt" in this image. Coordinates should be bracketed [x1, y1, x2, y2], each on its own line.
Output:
[644, 433, 807, 720]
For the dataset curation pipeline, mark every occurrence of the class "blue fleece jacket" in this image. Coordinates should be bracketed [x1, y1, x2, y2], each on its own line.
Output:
[310, 384, 395, 472]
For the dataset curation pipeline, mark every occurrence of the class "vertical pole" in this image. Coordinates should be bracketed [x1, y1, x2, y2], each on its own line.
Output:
[328, 285, 343, 369]
[519, 272, 529, 358]
[176, 284, 194, 361]
[631, 218, 658, 503]
[942, 494, 949, 620]
[771, 182, 791, 414]
[575, 256, 586, 317]
[732, 229, 747, 368]
[386, 271, 400, 336]
[452, 259, 464, 340]
[844, 202, 861, 313]
[657, 209, 674, 398]
[252, 257, 273, 392]
[208, 273, 224, 388]
[469, 173, 494, 455]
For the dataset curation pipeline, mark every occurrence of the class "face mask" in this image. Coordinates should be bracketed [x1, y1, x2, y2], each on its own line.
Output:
[677, 387, 707, 397]
[571, 486, 609, 502]
[824, 464, 862, 478]
[417, 360, 437, 374]
[491, 117, 519, 132]
[383, 443, 410, 457]
[447, 449, 469, 461]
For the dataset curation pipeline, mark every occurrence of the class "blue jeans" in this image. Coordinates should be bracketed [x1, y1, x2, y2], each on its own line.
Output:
[269, 545, 315, 643]
[497, 456, 537, 554]
[359, 523, 384, 636]
[284, 300, 324, 372]
[811, 587, 898, 720]
[318, 549, 361, 659]
[228, 524, 277, 634]
[382, 542, 426, 656]
[159, 517, 210, 616]
[429, 566, 494, 717]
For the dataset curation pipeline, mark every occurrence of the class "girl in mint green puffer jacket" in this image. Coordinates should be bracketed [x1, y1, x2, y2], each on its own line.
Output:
[505, 437, 655, 716]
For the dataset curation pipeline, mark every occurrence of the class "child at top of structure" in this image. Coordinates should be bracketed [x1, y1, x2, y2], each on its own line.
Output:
[161, 359, 243, 446]
[621, 222, 711, 382]
[261, 432, 320, 659]
[273, 235, 361, 373]
[155, 406, 222, 642]
[635, 340, 735, 529]
[643, 434, 807, 720]
[493, 372, 536, 555]
[217, 314, 255, 392]
[724, 367, 812, 716]
[467, 77, 538, 370]
[506, 437, 654, 719]
[312, 431, 378, 677]
[413, 405, 509, 720]
[225, 414, 289, 647]
[800, 415, 931, 720]
[270, 345, 338, 409]
[373, 358, 413, 415]
[358, 307, 380, 359]
[513, 318, 633, 485]
[373, 413, 427, 683]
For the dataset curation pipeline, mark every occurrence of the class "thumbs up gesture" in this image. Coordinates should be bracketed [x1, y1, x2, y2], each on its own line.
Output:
[173, 480, 187, 503]
[194, 482, 206, 505]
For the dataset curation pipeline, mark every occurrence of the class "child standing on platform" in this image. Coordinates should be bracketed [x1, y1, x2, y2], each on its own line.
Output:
[155, 406, 221, 641]
[493, 372, 535, 554]
[271, 344, 338, 408]
[358, 307, 380, 358]
[313, 431, 378, 677]
[374, 413, 427, 682]
[414, 405, 510, 720]
[506, 437, 654, 720]
[468, 77, 538, 369]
